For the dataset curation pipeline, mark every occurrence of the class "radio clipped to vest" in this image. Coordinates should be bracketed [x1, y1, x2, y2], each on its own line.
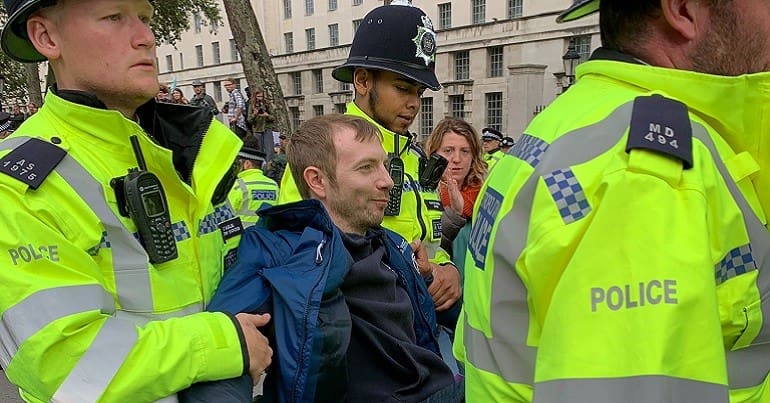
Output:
[111, 136, 178, 264]
[385, 154, 405, 216]
[419, 153, 448, 191]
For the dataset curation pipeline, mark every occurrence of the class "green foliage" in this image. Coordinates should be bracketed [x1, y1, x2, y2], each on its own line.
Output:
[150, 0, 222, 47]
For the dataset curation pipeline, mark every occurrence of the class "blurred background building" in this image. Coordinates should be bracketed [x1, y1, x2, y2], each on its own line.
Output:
[157, 0, 598, 141]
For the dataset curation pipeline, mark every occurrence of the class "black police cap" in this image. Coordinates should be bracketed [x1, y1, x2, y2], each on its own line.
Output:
[1, 0, 57, 63]
[332, 1, 440, 91]
[481, 128, 503, 142]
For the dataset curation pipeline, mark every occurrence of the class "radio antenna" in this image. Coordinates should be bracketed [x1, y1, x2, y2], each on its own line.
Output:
[129, 135, 148, 171]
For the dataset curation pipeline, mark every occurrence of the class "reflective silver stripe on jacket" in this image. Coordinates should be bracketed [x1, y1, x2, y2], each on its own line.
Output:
[689, 123, 770, 390]
[52, 318, 138, 402]
[0, 285, 114, 361]
[0, 137, 155, 312]
[235, 178, 260, 218]
[464, 102, 770, 393]
[56, 147, 157, 312]
[534, 376, 727, 403]
[465, 102, 637, 385]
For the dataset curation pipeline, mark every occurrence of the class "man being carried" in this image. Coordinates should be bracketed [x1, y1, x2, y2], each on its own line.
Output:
[278, 1, 462, 324]
[184, 115, 463, 403]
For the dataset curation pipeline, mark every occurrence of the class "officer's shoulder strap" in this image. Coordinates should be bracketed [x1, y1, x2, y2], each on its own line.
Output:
[625, 94, 693, 169]
[0, 137, 67, 190]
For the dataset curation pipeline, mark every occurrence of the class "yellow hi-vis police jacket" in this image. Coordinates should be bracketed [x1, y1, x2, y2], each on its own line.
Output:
[483, 149, 505, 171]
[278, 101, 451, 264]
[227, 168, 279, 227]
[0, 92, 246, 402]
[458, 50, 770, 403]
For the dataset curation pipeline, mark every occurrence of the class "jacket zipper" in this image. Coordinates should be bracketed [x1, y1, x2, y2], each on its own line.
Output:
[291, 237, 326, 402]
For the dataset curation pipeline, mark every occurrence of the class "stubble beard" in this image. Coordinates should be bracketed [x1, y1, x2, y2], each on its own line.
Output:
[691, 5, 770, 76]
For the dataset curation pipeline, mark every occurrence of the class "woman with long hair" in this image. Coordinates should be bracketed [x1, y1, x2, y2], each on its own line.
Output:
[171, 88, 189, 105]
[425, 117, 488, 257]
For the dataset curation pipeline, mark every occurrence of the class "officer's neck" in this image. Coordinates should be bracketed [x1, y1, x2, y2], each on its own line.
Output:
[53, 86, 141, 120]
[352, 99, 408, 136]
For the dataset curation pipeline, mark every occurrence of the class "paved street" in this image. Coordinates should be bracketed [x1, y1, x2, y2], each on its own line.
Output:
[1, 369, 23, 403]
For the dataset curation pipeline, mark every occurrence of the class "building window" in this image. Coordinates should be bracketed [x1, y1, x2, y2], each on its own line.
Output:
[339, 81, 351, 91]
[290, 107, 302, 132]
[488, 46, 503, 77]
[195, 44, 204, 67]
[313, 105, 325, 116]
[211, 41, 221, 65]
[284, 0, 292, 18]
[179, 53, 184, 70]
[329, 0, 337, 11]
[165, 54, 173, 72]
[306, 28, 316, 51]
[193, 13, 202, 33]
[305, 0, 314, 15]
[213, 80, 222, 102]
[313, 69, 324, 93]
[472, 0, 485, 24]
[454, 50, 470, 80]
[450, 95, 465, 119]
[438, 3, 451, 30]
[352, 19, 362, 33]
[486, 92, 503, 131]
[353, 0, 362, 5]
[335, 103, 347, 113]
[285, 32, 294, 53]
[291, 72, 303, 95]
[420, 97, 433, 138]
[573, 35, 592, 62]
[329, 23, 339, 47]
[508, 0, 523, 18]
[230, 39, 239, 62]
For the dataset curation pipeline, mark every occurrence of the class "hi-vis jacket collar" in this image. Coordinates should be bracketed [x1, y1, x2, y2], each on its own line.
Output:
[576, 56, 770, 218]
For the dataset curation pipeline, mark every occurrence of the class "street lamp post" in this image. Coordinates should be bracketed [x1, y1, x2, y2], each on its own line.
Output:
[562, 38, 581, 92]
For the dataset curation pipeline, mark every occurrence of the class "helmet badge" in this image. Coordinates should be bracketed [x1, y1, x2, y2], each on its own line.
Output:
[412, 15, 436, 66]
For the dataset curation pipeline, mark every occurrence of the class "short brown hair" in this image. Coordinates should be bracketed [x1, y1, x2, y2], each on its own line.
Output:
[600, 0, 731, 53]
[424, 117, 487, 188]
[287, 114, 382, 199]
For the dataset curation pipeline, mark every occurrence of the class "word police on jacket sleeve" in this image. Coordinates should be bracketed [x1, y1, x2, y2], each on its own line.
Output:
[590, 279, 678, 312]
[9, 244, 60, 265]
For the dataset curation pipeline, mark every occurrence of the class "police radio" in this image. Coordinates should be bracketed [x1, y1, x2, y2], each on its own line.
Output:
[419, 153, 448, 191]
[111, 136, 178, 264]
[384, 154, 404, 216]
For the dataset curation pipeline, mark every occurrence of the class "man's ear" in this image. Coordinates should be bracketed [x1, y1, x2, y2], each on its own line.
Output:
[26, 14, 61, 60]
[303, 166, 327, 199]
[352, 68, 372, 97]
[660, 0, 708, 41]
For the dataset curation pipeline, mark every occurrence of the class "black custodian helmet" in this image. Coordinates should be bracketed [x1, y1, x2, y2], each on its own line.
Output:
[1, 0, 56, 63]
[332, 0, 440, 91]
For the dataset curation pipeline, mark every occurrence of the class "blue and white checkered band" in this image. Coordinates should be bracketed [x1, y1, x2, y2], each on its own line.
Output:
[199, 205, 236, 236]
[543, 168, 592, 224]
[412, 15, 436, 66]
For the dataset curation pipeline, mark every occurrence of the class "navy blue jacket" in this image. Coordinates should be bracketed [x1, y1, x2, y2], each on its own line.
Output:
[207, 200, 441, 403]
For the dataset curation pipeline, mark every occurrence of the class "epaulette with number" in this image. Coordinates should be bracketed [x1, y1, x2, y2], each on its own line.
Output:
[0, 138, 67, 189]
[625, 94, 693, 169]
